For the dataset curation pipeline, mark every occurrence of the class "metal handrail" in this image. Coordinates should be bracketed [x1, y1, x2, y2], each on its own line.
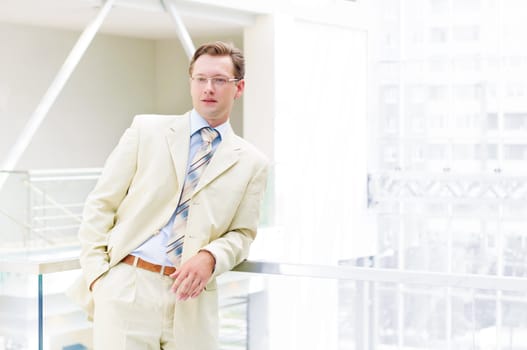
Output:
[235, 260, 527, 292]
[1, 256, 525, 293]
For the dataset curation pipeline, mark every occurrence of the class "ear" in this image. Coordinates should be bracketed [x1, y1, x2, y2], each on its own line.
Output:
[234, 79, 245, 99]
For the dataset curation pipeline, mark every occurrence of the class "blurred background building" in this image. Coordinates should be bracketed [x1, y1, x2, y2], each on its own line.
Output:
[0, 0, 526, 349]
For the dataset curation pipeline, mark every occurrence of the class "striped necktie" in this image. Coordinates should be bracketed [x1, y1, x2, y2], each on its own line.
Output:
[166, 127, 219, 266]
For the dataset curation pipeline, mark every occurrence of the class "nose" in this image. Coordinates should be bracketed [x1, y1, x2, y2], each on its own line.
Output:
[203, 79, 214, 93]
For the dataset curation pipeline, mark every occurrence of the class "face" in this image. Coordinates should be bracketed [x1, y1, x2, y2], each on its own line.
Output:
[190, 54, 245, 127]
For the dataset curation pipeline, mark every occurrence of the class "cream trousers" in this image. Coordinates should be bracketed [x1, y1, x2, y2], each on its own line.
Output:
[92, 262, 177, 349]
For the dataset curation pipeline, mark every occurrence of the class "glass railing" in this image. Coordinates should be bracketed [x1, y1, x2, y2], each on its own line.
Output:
[0, 169, 100, 255]
[1, 169, 527, 349]
[1, 256, 527, 350]
[0, 169, 100, 350]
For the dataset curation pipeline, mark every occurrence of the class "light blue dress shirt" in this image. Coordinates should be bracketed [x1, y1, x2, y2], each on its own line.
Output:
[131, 110, 229, 266]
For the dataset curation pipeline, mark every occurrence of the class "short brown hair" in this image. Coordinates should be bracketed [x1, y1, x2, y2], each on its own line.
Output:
[189, 41, 245, 79]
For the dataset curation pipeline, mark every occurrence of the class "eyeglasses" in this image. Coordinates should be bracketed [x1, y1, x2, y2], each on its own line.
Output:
[191, 76, 241, 87]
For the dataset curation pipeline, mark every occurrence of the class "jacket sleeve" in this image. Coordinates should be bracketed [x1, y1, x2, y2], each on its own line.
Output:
[203, 159, 269, 279]
[78, 123, 139, 290]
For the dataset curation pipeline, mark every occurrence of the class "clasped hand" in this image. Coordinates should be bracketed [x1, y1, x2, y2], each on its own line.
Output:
[169, 250, 215, 301]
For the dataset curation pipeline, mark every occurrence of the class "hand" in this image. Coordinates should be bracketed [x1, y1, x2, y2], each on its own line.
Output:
[169, 250, 216, 301]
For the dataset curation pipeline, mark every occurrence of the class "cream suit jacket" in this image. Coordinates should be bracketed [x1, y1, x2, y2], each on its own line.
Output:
[67, 112, 269, 350]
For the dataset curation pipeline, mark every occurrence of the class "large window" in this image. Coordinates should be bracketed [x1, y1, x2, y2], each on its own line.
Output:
[367, 0, 527, 348]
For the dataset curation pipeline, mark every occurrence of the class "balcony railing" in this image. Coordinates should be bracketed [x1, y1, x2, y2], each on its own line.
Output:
[1, 169, 527, 349]
[1, 254, 527, 350]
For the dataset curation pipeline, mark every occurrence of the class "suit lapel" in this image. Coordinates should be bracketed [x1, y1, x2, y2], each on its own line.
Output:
[194, 127, 241, 195]
[165, 113, 191, 187]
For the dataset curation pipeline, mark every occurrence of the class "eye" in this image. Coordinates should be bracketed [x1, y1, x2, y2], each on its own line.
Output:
[196, 77, 208, 84]
[213, 78, 227, 86]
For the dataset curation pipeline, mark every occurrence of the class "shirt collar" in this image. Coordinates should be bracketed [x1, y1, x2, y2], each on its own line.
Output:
[190, 109, 229, 140]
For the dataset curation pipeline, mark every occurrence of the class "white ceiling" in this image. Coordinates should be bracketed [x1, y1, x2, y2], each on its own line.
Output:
[0, 0, 259, 38]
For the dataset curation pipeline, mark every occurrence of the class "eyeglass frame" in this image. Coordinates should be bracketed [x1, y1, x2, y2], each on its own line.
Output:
[190, 75, 242, 87]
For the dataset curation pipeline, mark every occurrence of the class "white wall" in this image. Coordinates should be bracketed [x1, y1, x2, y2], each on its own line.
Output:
[243, 16, 276, 163]
[0, 22, 246, 171]
[0, 22, 157, 169]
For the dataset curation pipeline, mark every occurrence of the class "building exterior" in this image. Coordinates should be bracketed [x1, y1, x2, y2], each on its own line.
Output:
[367, 0, 527, 348]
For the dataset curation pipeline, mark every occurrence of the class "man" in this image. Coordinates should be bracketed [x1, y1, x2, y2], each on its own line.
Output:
[67, 41, 269, 349]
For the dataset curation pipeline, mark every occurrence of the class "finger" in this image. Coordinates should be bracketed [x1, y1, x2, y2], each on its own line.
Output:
[190, 281, 205, 298]
[182, 275, 203, 299]
[187, 278, 202, 297]
[171, 271, 188, 293]
[169, 273, 180, 291]
[176, 275, 194, 300]
[170, 280, 180, 293]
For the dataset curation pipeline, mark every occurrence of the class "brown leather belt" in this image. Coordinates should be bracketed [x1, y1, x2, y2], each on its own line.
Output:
[121, 254, 176, 276]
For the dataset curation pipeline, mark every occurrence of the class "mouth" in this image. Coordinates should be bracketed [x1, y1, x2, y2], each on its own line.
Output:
[201, 98, 217, 104]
